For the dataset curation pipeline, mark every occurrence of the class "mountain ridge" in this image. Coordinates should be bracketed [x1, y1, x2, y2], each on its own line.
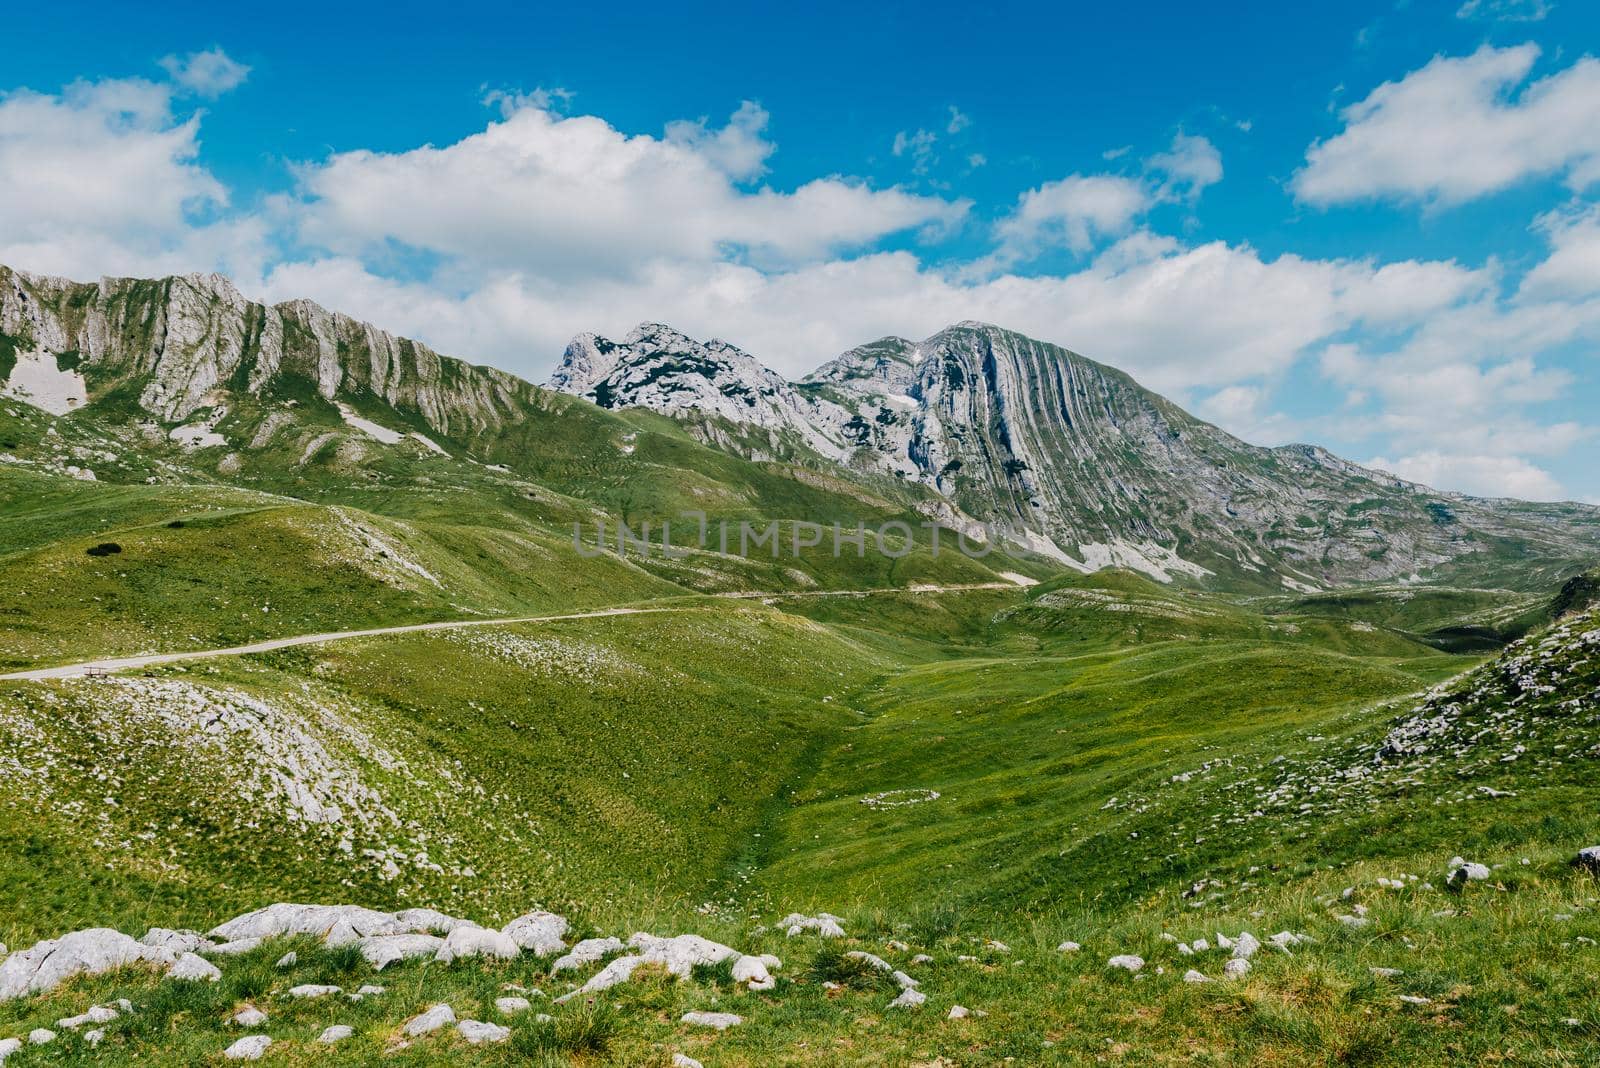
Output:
[1, 262, 1595, 592]
[550, 317, 1600, 589]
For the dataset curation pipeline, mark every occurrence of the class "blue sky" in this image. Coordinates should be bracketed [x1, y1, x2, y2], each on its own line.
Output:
[4, 0, 1600, 501]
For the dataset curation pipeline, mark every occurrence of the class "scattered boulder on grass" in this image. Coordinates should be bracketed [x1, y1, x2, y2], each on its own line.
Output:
[26, 1030, 54, 1046]
[496, 996, 532, 1015]
[627, 933, 741, 979]
[168, 953, 221, 982]
[1107, 955, 1144, 973]
[681, 1011, 742, 1030]
[551, 937, 624, 973]
[403, 1004, 456, 1036]
[286, 984, 341, 999]
[0, 1040, 19, 1063]
[0, 929, 174, 1001]
[1224, 958, 1251, 979]
[1183, 970, 1212, 983]
[888, 987, 927, 1008]
[554, 956, 643, 1003]
[358, 934, 445, 970]
[732, 953, 778, 991]
[141, 928, 215, 955]
[781, 913, 847, 938]
[501, 911, 569, 956]
[57, 1005, 119, 1030]
[1446, 857, 1491, 889]
[672, 1056, 705, 1068]
[1057, 941, 1081, 953]
[1574, 847, 1600, 874]
[318, 1025, 353, 1044]
[435, 926, 519, 963]
[457, 1020, 511, 1044]
[232, 1006, 267, 1027]
[223, 1036, 272, 1061]
[274, 952, 297, 969]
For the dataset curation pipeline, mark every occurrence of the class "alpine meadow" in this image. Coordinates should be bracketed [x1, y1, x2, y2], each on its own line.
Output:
[3, 4, 1600, 1066]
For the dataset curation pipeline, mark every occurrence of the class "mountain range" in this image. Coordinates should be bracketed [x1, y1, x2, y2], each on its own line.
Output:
[3, 264, 1596, 592]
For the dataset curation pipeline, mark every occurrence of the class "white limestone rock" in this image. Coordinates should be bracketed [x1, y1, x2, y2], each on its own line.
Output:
[732, 953, 777, 991]
[1107, 955, 1144, 973]
[681, 1010, 742, 1030]
[207, 938, 264, 957]
[1224, 958, 1252, 979]
[780, 912, 847, 938]
[0, 928, 174, 1001]
[168, 953, 222, 982]
[210, 903, 406, 944]
[551, 937, 624, 973]
[274, 952, 297, 969]
[57, 1005, 119, 1030]
[672, 1056, 705, 1068]
[1057, 941, 1081, 953]
[318, 1025, 354, 1044]
[435, 925, 519, 963]
[403, 1004, 456, 1036]
[628, 933, 741, 978]
[888, 987, 927, 1009]
[26, 1029, 54, 1045]
[1183, 969, 1213, 983]
[141, 928, 215, 955]
[502, 911, 569, 956]
[0, 1039, 19, 1063]
[224, 1035, 272, 1060]
[232, 1006, 267, 1027]
[358, 933, 444, 970]
[554, 956, 643, 1003]
[287, 984, 341, 999]
[495, 996, 532, 1015]
[457, 1019, 511, 1044]
[948, 1004, 971, 1019]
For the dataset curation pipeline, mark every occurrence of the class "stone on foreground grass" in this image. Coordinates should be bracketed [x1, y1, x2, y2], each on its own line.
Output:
[1107, 955, 1144, 972]
[458, 1019, 511, 1044]
[0, 929, 174, 1001]
[403, 1003, 456, 1036]
[318, 1025, 353, 1044]
[495, 996, 532, 1015]
[551, 937, 623, 973]
[223, 1035, 271, 1061]
[681, 1011, 741, 1030]
[168, 953, 221, 982]
[502, 911, 569, 956]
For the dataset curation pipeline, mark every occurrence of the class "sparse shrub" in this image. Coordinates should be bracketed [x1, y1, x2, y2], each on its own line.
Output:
[85, 542, 121, 556]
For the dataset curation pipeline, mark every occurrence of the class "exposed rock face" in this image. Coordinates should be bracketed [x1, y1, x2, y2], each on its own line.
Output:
[0, 266, 536, 435]
[553, 320, 1600, 589]
[551, 324, 852, 461]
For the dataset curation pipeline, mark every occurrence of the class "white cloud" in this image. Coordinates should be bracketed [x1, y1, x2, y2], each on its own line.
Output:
[1520, 203, 1600, 299]
[293, 99, 967, 280]
[1456, 0, 1553, 22]
[1368, 451, 1566, 500]
[993, 175, 1151, 258]
[1148, 132, 1222, 200]
[946, 106, 972, 134]
[0, 76, 262, 280]
[891, 127, 938, 175]
[1294, 45, 1600, 207]
[158, 48, 250, 97]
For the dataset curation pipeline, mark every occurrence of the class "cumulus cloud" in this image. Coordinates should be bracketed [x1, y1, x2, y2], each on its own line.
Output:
[993, 175, 1151, 259]
[1294, 44, 1600, 207]
[1368, 451, 1566, 501]
[0, 75, 262, 279]
[159, 47, 251, 97]
[293, 99, 966, 280]
[0, 57, 1593, 502]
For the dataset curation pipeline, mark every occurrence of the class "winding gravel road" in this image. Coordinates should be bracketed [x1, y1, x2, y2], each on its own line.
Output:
[0, 582, 1024, 681]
